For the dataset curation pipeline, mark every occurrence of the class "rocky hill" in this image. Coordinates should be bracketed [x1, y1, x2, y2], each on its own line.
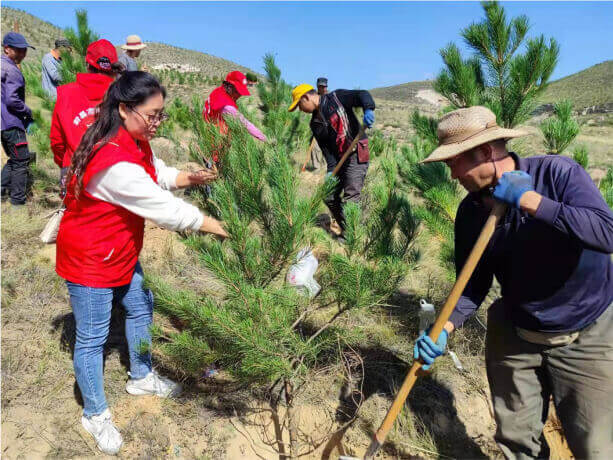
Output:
[1, 6, 256, 78]
[371, 60, 613, 113]
[540, 60, 613, 113]
[370, 80, 445, 106]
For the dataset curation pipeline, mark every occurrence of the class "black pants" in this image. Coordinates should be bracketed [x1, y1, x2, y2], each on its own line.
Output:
[324, 153, 368, 231]
[1, 128, 33, 205]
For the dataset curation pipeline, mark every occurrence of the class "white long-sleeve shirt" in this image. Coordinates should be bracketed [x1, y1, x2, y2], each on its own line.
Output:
[86, 156, 204, 232]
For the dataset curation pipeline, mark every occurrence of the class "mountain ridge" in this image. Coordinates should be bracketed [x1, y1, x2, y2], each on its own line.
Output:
[370, 60, 613, 110]
[1, 6, 257, 78]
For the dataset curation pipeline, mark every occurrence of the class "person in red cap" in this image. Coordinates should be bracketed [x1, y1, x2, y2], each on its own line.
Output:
[203, 70, 266, 163]
[50, 39, 124, 193]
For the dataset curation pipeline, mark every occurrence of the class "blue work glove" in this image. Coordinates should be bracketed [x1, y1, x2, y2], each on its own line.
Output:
[493, 170, 534, 208]
[413, 326, 448, 371]
[26, 121, 36, 134]
[363, 109, 375, 128]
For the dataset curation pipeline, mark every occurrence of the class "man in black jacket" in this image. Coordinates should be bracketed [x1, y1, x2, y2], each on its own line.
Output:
[289, 83, 375, 232]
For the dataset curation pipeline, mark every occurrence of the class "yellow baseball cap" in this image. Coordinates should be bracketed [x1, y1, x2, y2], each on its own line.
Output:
[288, 84, 315, 112]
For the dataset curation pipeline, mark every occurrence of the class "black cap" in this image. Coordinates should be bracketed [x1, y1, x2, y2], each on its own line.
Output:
[316, 77, 328, 87]
[2, 32, 35, 49]
[55, 38, 72, 49]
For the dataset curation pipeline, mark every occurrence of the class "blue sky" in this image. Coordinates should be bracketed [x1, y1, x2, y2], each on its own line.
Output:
[6, 1, 613, 89]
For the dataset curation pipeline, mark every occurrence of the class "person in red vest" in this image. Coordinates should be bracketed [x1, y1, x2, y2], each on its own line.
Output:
[203, 70, 266, 163]
[56, 71, 227, 455]
[50, 39, 123, 193]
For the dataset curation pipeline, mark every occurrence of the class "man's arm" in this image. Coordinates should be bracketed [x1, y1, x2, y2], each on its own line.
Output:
[334, 89, 376, 111]
[43, 54, 62, 84]
[521, 163, 613, 253]
[5, 69, 32, 122]
[448, 200, 495, 330]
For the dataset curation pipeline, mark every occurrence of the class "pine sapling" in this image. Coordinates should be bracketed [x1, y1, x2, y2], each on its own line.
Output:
[152, 116, 419, 457]
[435, 0, 559, 128]
[540, 100, 580, 155]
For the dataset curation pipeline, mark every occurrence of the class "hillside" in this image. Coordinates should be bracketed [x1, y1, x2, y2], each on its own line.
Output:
[1, 6, 256, 78]
[371, 60, 613, 112]
[540, 60, 613, 110]
[370, 80, 444, 105]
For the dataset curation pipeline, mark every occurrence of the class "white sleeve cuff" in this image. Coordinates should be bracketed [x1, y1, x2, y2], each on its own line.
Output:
[154, 156, 180, 190]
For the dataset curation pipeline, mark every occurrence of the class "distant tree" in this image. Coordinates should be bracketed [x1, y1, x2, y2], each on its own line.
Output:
[60, 9, 98, 83]
[63, 9, 99, 57]
[540, 100, 580, 155]
[434, 1, 559, 128]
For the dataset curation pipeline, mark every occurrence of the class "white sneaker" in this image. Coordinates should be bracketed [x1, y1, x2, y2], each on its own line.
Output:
[81, 408, 123, 455]
[125, 370, 182, 397]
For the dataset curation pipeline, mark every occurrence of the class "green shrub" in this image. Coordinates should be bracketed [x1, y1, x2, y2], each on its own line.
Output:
[540, 100, 580, 155]
[600, 168, 613, 209]
[572, 145, 589, 169]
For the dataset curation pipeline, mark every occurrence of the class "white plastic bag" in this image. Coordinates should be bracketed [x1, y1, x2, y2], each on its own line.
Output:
[39, 207, 65, 244]
[286, 247, 320, 298]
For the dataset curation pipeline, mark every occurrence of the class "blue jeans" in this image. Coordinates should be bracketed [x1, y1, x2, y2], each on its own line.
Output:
[66, 262, 153, 417]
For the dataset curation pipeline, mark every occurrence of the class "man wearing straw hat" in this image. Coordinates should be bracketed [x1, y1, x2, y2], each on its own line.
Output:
[413, 106, 613, 459]
[118, 34, 146, 72]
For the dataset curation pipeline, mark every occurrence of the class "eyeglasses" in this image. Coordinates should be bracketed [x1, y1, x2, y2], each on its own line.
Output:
[129, 107, 169, 125]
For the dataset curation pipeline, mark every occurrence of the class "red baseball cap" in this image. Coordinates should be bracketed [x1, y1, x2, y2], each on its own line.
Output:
[225, 71, 250, 96]
[86, 39, 118, 71]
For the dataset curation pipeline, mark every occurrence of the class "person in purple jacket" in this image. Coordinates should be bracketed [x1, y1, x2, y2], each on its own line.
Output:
[1, 32, 36, 206]
[413, 106, 613, 459]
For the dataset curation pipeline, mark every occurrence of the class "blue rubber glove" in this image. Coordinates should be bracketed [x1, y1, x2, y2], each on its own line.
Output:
[413, 326, 448, 370]
[26, 121, 36, 134]
[363, 109, 375, 128]
[493, 170, 534, 208]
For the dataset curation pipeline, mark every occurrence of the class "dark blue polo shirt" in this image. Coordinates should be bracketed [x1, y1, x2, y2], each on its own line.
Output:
[449, 153, 613, 332]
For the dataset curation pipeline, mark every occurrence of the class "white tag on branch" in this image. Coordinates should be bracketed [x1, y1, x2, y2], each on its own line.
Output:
[418, 299, 436, 336]
[286, 247, 320, 298]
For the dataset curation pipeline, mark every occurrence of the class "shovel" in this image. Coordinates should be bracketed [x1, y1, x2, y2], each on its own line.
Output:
[301, 138, 318, 172]
[362, 201, 507, 460]
[331, 125, 366, 177]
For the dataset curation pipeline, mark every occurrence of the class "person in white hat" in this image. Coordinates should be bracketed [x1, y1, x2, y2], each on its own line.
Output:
[413, 105, 613, 459]
[118, 34, 146, 72]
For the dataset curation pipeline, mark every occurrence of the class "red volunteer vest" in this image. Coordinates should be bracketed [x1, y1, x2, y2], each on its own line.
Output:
[56, 127, 158, 287]
[50, 73, 115, 168]
[203, 86, 237, 134]
[202, 86, 237, 163]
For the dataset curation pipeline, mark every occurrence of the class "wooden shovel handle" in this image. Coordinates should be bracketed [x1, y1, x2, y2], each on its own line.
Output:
[364, 202, 507, 460]
[331, 125, 366, 177]
[301, 138, 317, 172]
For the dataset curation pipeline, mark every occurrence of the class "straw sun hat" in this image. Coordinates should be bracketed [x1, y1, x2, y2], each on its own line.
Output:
[422, 106, 527, 163]
[121, 34, 147, 51]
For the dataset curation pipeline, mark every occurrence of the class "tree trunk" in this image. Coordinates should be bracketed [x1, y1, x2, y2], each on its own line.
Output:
[284, 380, 299, 459]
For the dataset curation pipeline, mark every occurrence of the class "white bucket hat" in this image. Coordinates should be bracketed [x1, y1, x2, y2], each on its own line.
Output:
[121, 34, 147, 51]
[422, 106, 527, 163]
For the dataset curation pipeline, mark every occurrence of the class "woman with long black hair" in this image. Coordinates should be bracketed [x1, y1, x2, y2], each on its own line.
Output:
[56, 71, 227, 454]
